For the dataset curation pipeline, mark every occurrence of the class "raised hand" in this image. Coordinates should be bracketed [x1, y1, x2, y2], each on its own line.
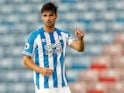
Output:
[75, 28, 84, 40]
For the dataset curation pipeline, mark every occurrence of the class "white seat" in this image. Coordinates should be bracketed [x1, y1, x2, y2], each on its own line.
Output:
[0, 58, 14, 69]
[115, 1, 124, 10]
[15, 70, 33, 82]
[79, 69, 99, 82]
[74, 3, 88, 11]
[0, 25, 9, 34]
[109, 81, 124, 93]
[0, 5, 14, 14]
[66, 69, 80, 82]
[112, 22, 124, 32]
[0, 83, 7, 93]
[7, 83, 27, 93]
[111, 56, 124, 69]
[92, 22, 106, 32]
[114, 32, 124, 45]
[87, 82, 108, 93]
[103, 44, 123, 57]
[69, 81, 87, 93]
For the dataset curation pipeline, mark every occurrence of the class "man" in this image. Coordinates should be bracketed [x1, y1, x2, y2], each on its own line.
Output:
[23, 2, 85, 93]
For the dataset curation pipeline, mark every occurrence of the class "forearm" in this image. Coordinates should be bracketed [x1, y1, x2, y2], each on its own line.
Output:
[75, 38, 85, 52]
[23, 56, 42, 73]
[70, 38, 85, 52]
[23, 56, 53, 76]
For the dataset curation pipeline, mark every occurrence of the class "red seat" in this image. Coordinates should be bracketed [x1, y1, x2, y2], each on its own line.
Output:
[87, 90, 105, 93]
[98, 69, 120, 83]
[87, 82, 107, 93]
[90, 56, 111, 70]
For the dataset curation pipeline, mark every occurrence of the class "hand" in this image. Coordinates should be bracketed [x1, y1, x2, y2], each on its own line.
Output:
[75, 28, 84, 40]
[39, 68, 53, 76]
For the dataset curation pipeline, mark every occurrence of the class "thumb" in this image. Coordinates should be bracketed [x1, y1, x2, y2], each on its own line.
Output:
[75, 28, 78, 36]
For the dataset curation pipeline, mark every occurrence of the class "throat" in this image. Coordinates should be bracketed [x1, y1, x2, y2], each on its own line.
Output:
[43, 25, 54, 32]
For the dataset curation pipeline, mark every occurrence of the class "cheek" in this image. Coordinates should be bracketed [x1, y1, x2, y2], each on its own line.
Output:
[52, 17, 57, 21]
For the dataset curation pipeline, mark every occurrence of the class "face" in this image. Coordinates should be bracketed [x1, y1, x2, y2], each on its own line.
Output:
[41, 10, 57, 27]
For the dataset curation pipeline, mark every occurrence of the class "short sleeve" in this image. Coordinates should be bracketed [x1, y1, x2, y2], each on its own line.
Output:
[67, 32, 75, 46]
[22, 32, 37, 57]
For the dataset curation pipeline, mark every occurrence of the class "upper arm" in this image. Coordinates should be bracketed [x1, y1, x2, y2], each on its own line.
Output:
[23, 32, 37, 57]
[23, 55, 32, 62]
[23, 55, 32, 60]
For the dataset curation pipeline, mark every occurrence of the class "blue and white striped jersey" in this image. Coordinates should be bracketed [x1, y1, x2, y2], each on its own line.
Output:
[23, 27, 74, 90]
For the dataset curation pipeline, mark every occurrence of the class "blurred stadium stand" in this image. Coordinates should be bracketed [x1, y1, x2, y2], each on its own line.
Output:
[0, 0, 124, 93]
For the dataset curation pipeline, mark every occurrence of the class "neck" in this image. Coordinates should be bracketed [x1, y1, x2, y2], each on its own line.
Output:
[43, 25, 54, 32]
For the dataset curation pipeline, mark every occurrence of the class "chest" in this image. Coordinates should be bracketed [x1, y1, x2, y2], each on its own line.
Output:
[37, 33, 66, 55]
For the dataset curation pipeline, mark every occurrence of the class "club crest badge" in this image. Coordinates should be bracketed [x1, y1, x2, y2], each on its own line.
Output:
[25, 42, 30, 49]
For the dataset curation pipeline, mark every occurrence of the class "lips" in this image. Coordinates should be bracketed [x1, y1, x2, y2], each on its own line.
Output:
[47, 21, 51, 23]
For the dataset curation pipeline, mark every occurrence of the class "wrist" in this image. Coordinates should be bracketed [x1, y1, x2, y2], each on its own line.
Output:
[36, 67, 42, 73]
[77, 37, 83, 41]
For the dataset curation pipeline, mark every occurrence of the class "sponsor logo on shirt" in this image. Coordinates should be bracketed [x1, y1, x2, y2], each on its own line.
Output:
[45, 42, 62, 55]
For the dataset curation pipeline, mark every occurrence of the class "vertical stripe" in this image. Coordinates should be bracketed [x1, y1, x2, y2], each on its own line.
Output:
[44, 32, 54, 88]
[49, 32, 58, 88]
[32, 35, 41, 89]
[53, 31, 62, 87]
[37, 35, 44, 89]
[56, 30, 66, 87]
[61, 32, 68, 86]
[63, 61, 68, 86]
[35, 46, 40, 89]
[39, 28, 49, 88]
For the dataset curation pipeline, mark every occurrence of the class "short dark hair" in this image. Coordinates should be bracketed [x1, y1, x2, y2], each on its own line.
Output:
[41, 2, 57, 14]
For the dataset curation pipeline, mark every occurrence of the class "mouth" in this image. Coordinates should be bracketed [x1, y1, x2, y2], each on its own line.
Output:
[46, 21, 51, 23]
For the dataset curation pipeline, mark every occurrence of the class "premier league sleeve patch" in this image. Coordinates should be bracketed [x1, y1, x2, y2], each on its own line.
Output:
[24, 42, 30, 49]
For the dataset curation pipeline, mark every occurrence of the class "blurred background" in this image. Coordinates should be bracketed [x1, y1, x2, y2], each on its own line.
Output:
[0, 0, 124, 93]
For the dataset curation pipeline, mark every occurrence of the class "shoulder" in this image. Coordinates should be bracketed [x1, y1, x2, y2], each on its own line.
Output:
[28, 28, 41, 39]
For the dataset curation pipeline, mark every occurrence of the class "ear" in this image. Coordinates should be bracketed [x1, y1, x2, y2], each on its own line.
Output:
[55, 14, 58, 19]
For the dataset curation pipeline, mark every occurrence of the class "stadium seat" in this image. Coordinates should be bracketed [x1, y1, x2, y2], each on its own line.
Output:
[90, 55, 111, 70]
[66, 69, 81, 82]
[7, 83, 27, 93]
[79, 69, 99, 83]
[111, 56, 124, 69]
[0, 47, 4, 59]
[0, 58, 14, 70]
[115, 1, 124, 10]
[103, 44, 123, 57]
[0, 83, 7, 93]
[109, 81, 124, 93]
[69, 81, 87, 93]
[87, 82, 108, 93]
[73, 3, 88, 11]
[117, 69, 124, 81]
[112, 22, 124, 32]
[114, 32, 124, 45]
[98, 69, 120, 83]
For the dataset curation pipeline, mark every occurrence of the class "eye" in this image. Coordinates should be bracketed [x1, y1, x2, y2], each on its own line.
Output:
[43, 14, 47, 17]
[50, 14, 54, 16]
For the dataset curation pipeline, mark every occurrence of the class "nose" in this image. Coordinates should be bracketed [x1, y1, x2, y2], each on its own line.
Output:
[46, 16, 50, 20]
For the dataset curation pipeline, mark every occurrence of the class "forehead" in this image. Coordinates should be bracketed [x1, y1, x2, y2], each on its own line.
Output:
[42, 10, 56, 15]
